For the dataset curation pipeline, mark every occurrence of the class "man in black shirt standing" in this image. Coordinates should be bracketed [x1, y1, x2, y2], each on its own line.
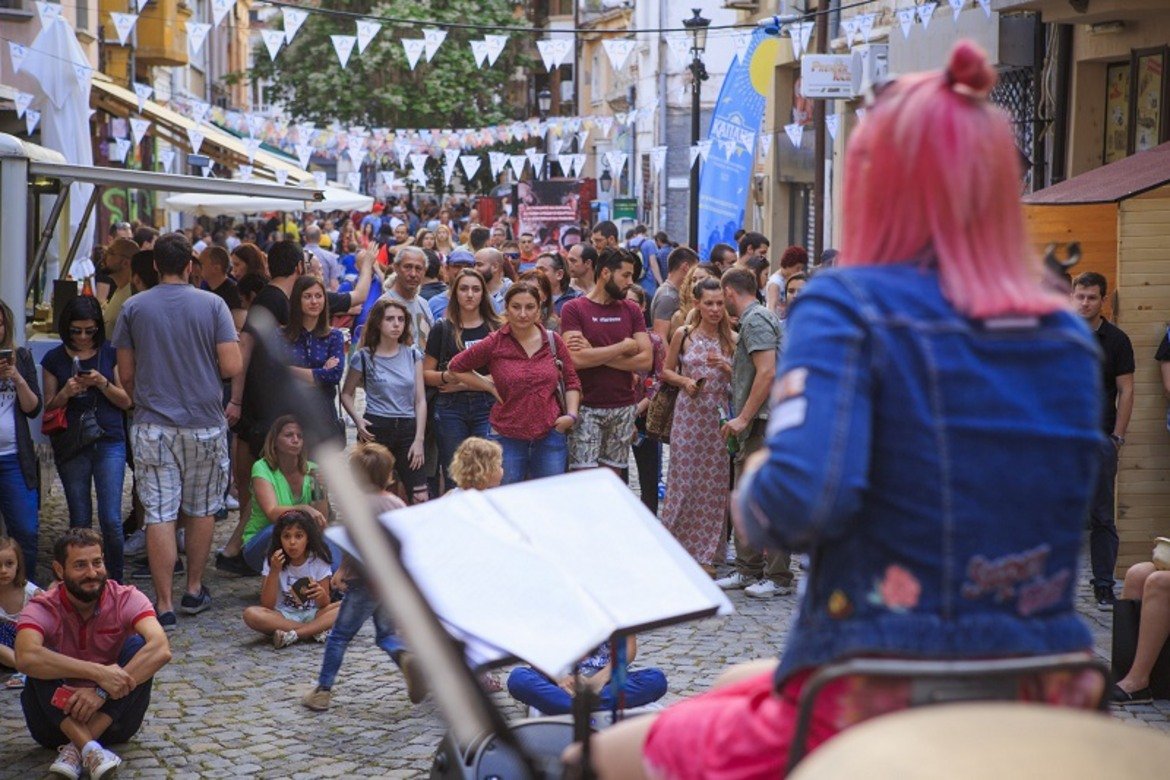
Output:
[1072, 272, 1135, 610]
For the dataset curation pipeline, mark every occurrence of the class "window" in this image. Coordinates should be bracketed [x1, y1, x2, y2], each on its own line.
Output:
[75, 0, 88, 31]
[1103, 62, 1130, 164]
[1102, 47, 1168, 163]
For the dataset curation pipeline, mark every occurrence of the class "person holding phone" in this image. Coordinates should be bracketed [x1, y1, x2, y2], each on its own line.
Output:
[41, 297, 133, 583]
[0, 298, 43, 581]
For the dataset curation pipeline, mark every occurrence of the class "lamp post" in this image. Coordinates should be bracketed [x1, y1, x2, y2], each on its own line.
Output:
[537, 87, 552, 180]
[683, 8, 710, 250]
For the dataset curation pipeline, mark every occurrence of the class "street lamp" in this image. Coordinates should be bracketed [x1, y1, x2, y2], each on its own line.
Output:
[537, 87, 552, 179]
[683, 8, 710, 250]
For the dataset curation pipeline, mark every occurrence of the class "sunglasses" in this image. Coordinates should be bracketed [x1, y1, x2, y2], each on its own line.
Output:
[69, 326, 99, 336]
[505, 253, 521, 260]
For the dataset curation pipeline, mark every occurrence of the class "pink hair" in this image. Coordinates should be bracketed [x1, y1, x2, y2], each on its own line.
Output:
[840, 40, 1063, 318]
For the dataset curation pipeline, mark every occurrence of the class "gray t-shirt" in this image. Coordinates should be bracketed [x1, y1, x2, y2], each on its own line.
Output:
[112, 283, 237, 428]
[650, 281, 680, 325]
[383, 288, 434, 350]
[350, 346, 422, 419]
[731, 301, 781, 421]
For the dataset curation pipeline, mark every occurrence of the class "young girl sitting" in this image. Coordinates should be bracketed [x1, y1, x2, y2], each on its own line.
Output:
[243, 511, 339, 649]
[448, 437, 504, 492]
[0, 536, 40, 688]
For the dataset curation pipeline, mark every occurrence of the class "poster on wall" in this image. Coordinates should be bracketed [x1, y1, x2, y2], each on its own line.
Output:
[1133, 49, 1164, 153]
[1103, 62, 1130, 164]
[518, 179, 587, 253]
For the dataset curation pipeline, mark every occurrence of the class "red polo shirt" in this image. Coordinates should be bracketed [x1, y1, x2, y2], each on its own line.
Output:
[448, 324, 581, 442]
[17, 581, 155, 675]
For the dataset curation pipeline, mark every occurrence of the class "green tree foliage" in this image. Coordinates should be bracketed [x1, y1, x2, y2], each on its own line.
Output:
[250, 0, 532, 128]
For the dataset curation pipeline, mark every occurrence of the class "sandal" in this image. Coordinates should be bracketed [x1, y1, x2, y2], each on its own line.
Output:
[6, 673, 26, 689]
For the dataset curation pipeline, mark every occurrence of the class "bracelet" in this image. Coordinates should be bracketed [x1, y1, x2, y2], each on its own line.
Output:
[566, 412, 578, 421]
[228, 400, 241, 407]
[94, 687, 109, 701]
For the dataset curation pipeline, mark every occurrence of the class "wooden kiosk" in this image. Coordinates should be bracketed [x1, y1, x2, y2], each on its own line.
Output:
[1022, 141, 1170, 575]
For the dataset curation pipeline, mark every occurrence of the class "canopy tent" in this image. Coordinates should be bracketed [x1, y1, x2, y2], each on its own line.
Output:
[164, 186, 373, 216]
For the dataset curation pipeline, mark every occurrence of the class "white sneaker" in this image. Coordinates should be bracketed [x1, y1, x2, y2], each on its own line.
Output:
[82, 746, 121, 780]
[714, 572, 753, 591]
[49, 744, 82, 780]
[122, 529, 147, 558]
[224, 495, 240, 510]
[744, 580, 793, 599]
[273, 629, 300, 649]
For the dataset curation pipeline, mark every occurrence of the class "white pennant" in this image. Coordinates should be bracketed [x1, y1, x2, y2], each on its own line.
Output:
[858, 13, 875, 42]
[785, 123, 804, 148]
[349, 147, 366, 170]
[261, 29, 285, 60]
[759, 133, 773, 158]
[577, 129, 589, 149]
[978, 0, 992, 17]
[211, 0, 233, 27]
[555, 157, 572, 177]
[602, 39, 636, 72]
[530, 152, 546, 177]
[331, 34, 357, 68]
[346, 171, 362, 191]
[826, 114, 840, 141]
[918, 2, 938, 31]
[190, 100, 210, 125]
[356, 19, 381, 54]
[689, 145, 702, 170]
[275, 169, 289, 186]
[187, 127, 205, 154]
[508, 154, 527, 178]
[732, 32, 752, 63]
[485, 34, 508, 66]
[488, 151, 507, 178]
[410, 166, 427, 187]
[548, 136, 564, 158]
[187, 21, 211, 55]
[459, 155, 481, 180]
[314, 171, 328, 190]
[470, 40, 489, 68]
[614, 111, 627, 127]
[129, 117, 150, 145]
[535, 39, 557, 73]
[248, 114, 267, 137]
[159, 149, 175, 172]
[549, 39, 572, 69]
[13, 91, 33, 119]
[133, 82, 153, 113]
[443, 162, 457, 187]
[282, 7, 308, 43]
[409, 153, 429, 175]
[842, 17, 859, 47]
[238, 164, 253, 182]
[8, 42, 28, 73]
[201, 165, 213, 178]
[110, 12, 138, 46]
[595, 116, 614, 138]
[243, 137, 261, 162]
[896, 7, 916, 39]
[394, 142, 412, 170]
[697, 139, 712, 161]
[423, 28, 447, 62]
[443, 148, 460, 170]
[720, 140, 738, 161]
[379, 170, 396, 189]
[299, 122, 318, 141]
[650, 145, 667, 175]
[25, 109, 40, 135]
[799, 22, 814, 58]
[134, 0, 148, 11]
[666, 35, 690, 69]
[949, 0, 965, 23]
[295, 144, 313, 169]
[402, 39, 426, 71]
[35, 2, 61, 28]
[573, 155, 587, 178]
[111, 138, 131, 163]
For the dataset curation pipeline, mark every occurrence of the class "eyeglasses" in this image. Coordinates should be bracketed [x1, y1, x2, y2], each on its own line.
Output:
[69, 326, 99, 336]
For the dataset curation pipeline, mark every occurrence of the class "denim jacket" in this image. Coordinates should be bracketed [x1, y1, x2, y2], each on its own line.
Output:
[737, 262, 1101, 684]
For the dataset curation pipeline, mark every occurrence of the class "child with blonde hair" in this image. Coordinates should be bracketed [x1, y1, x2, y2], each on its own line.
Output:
[448, 437, 504, 491]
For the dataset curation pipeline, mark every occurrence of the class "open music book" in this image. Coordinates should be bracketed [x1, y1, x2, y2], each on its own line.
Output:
[328, 469, 733, 677]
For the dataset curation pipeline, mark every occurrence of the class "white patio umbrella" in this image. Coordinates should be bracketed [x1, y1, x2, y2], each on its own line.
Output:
[165, 185, 373, 216]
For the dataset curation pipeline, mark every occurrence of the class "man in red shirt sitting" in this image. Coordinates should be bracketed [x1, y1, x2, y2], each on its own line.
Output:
[15, 529, 171, 780]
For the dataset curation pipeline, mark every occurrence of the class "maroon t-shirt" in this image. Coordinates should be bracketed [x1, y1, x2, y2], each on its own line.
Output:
[559, 296, 647, 409]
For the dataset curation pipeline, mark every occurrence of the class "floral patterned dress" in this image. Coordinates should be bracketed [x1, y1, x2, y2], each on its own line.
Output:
[661, 328, 732, 567]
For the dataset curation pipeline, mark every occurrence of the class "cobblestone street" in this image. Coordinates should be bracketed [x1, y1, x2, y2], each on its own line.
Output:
[2, 470, 1168, 779]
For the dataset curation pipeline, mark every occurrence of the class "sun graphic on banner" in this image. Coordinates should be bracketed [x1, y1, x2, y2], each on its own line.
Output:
[749, 37, 781, 97]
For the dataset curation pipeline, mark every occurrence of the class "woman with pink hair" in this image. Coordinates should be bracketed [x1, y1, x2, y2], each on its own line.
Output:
[568, 41, 1103, 779]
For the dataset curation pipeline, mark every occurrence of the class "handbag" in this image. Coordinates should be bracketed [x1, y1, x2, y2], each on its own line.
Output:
[1112, 598, 1170, 699]
[41, 406, 67, 436]
[51, 405, 104, 464]
[645, 328, 690, 444]
[547, 329, 568, 415]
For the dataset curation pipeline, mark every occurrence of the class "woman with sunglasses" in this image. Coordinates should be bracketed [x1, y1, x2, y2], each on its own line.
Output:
[40, 296, 132, 582]
[574, 41, 1104, 778]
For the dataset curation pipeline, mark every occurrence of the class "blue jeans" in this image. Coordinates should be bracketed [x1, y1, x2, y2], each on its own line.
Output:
[242, 524, 344, 575]
[0, 453, 39, 580]
[506, 666, 667, 715]
[490, 429, 567, 485]
[317, 581, 404, 690]
[434, 392, 494, 485]
[56, 439, 126, 583]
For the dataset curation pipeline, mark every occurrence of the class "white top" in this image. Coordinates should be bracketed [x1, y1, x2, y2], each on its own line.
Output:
[0, 581, 40, 623]
[0, 372, 16, 457]
[261, 554, 332, 613]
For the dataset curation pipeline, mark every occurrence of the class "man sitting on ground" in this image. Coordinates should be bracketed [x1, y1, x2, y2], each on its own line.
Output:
[15, 529, 171, 779]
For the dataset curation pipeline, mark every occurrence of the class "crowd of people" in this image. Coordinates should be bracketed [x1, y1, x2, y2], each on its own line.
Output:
[0, 38, 1165, 778]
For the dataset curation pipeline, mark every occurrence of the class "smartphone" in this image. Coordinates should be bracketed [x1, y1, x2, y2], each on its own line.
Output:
[72, 356, 82, 376]
[51, 684, 78, 710]
[0, 348, 13, 364]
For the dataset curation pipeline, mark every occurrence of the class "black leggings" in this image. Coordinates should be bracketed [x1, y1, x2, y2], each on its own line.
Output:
[367, 415, 428, 503]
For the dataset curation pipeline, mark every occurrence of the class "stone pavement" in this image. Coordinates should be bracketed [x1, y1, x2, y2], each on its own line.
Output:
[2, 471, 1169, 778]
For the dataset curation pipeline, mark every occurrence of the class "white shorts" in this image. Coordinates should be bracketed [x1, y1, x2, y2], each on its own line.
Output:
[132, 424, 229, 524]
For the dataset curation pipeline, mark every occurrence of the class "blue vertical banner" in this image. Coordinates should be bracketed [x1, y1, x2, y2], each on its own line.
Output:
[697, 29, 775, 260]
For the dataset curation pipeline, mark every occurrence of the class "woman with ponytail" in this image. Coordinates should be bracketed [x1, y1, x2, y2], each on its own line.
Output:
[573, 41, 1104, 778]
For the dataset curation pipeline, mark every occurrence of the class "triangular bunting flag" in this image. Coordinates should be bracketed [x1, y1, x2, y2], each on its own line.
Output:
[35, 2, 61, 28]
[282, 7, 308, 43]
[135, 0, 148, 11]
[261, 29, 284, 60]
[555, 157, 571, 177]
[187, 127, 205, 154]
[159, 149, 175, 172]
[697, 139, 712, 161]
[530, 152, 546, 177]
[187, 21, 211, 55]
[295, 144, 313, 169]
[574, 155, 588, 178]
[409, 153, 429, 174]
[25, 109, 40, 135]
[394, 142, 411, 170]
[949, 0, 964, 23]
[614, 111, 627, 128]
[190, 100, 210, 125]
[402, 39, 426, 71]
[602, 39, 637, 72]
[275, 169, 289, 186]
[459, 155, 481, 181]
[548, 136, 564, 157]
[130, 117, 150, 145]
[443, 148, 460, 170]
[423, 28, 447, 62]
[842, 17, 859, 47]
[799, 20, 814, 53]
[409, 166, 427, 187]
[508, 154, 527, 178]
[347, 171, 362, 191]
[349, 147, 366, 170]
[443, 161, 457, 187]
[759, 133, 772, 158]
[488, 151, 507, 179]
[243, 138, 261, 162]
[896, 7, 916, 39]
[470, 40, 489, 68]
[689, 145, 701, 170]
[577, 130, 589, 150]
[314, 171, 328, 190]
[298, 122, 317, 142]
[356, 19, 381, 54]
[485, 34, 508, 66]
[784, 123, 804, 148]
[918, 2, 938, 31]
[650, 145, 667, 175]
[826, 114, 840, 141]
[13, 92, 33, 119]
[8, 42, 28, 73]
[978, 0, 992, 17]
[720, 140, 738, 161]
[247, 114, 267, 137]
[211, 0, 233, 27]
[605, 151, 627, 178]
[379, 170, 396, 189]
[535, 40, 556, 73]
[111, 138, 132, 163]
[238, 164, 253, 182]
[331, 34, 356, 68]
[858, 13, 875, 42]
[595, 116, 614, 138]
[133, 82, 153, 113]
[201, 164, 213, 178]
[732, 32, 752, 63]
[666, 35, 690, 69]
[110, 12, 138, 46]
[549, 39, 572, 69]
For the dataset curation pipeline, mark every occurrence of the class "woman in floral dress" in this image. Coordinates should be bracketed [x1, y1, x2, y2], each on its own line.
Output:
[659, 278, 736, 575]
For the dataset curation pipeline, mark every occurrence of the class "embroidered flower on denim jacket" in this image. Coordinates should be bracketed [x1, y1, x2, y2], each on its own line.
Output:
[867, 564, 921, 613]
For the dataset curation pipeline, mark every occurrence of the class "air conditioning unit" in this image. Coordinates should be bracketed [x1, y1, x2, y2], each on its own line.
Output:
[851, 44, 889, 98]
[723, 0, 760, 10]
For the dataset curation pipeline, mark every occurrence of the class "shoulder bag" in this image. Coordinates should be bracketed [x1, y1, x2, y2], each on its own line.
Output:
[645, 327, 690, 443]
[547, 329, 568, 414]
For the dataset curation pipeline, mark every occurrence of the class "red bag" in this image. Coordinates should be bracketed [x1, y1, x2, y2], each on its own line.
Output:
[42, 406, 67, 436]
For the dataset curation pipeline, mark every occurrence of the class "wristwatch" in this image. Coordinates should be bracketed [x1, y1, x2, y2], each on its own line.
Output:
[94, 687, 109, 701]
[1110, 434, 1125, 446]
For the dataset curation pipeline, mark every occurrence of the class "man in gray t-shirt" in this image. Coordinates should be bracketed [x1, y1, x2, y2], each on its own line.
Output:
[649, 246, 697, 339]
[383, 246, 434, 349]
[113, 233, 241, 625]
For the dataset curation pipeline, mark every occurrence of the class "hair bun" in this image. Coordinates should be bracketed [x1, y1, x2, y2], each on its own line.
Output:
[946, 40, 996, 96]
